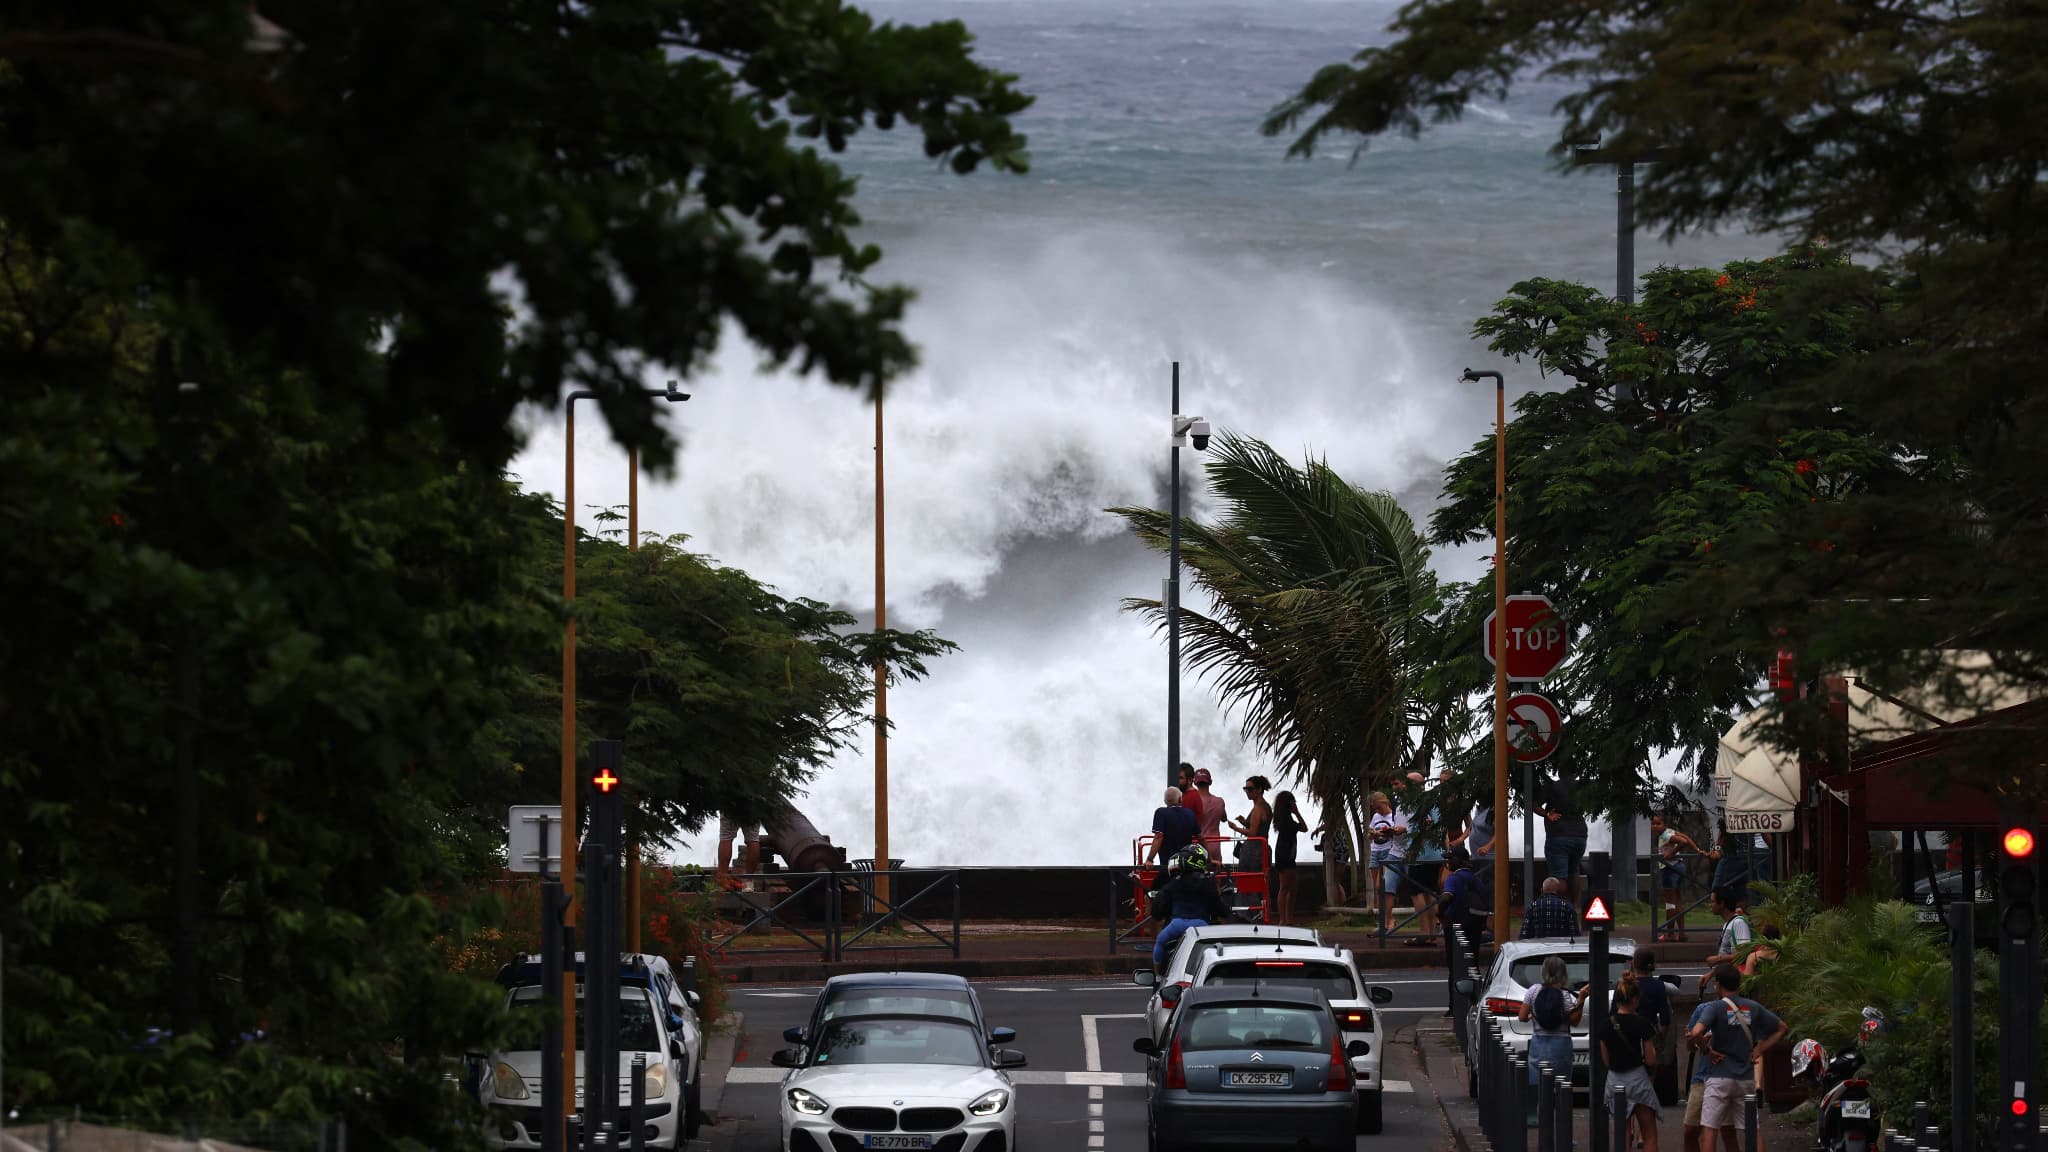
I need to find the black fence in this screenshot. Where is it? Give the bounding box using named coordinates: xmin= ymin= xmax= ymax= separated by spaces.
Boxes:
xmin=709 ymin=868 xmax=961 ymax=962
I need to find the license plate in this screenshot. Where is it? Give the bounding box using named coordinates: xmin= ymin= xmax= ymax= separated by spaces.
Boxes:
xmin=1225 ymin=1070 xmax=1293 ymax=1087
xmin=1842 ymin=1101 xmax=1873 ymax=1119
xmin=862 ymin=1137 xmax=934 ymax=1150
xmin=1573 ymin=1053 xmax=1589 ymax=1067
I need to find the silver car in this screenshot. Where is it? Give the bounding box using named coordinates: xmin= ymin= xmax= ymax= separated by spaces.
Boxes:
xmin=1133 ymin=923 xmax=1323 ymax=1043
xmin=1134 ymin=984 xmax=1362 ymax=1152
xmin=1459 ymin=937 xmax=1639 ymax=1094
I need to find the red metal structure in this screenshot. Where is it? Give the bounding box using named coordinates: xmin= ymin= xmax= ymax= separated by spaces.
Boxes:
xmin=1128 ymin=833 xmax=1270 ymax=931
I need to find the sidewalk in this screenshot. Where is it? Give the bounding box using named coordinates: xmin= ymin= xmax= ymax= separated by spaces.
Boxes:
xmin=716 ymin=920 xmax=1721 ymax=983
xmin=1410 ymin=1020 xmax=1811 ymax=1152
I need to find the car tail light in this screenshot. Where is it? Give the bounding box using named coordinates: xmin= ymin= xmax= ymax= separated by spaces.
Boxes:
xmin=1486 ymin=997 xmax=1522 ymax=1017
xmin=1163 ymin=1035 xmax=1187 ymax=1090
xmin=1339 ymin=1009 xmax=1372 ymax=1029
xmin=1254 ymin=961 xmax=1305 ymax=967
xmin=1326 ymin=1030 xmax=1352 ymax=1092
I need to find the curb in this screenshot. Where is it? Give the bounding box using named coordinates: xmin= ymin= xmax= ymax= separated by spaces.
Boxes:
xmin=698 ymin=1011 xmax=743 ymax=1142
xmin=1413 ymin=1025 xmax=1491 ymax=1152
xmin=722 ymin=943 xmax=1517 ymax=983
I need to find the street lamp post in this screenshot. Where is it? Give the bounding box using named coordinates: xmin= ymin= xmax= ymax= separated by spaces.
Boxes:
xmin=1462 ymin=368 xmax=1510 ymax=940
xmin=624 ymin=382 xmax=688 ymax=953
xmin=1166 ymin=362 xmax=1211 ymax=786
xmin=874 ymin=384 xmax=890 ymax=908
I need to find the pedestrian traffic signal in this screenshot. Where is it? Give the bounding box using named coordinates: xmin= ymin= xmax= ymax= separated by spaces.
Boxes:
xmin=2002 ymin=823 xmax=2038 ymax=944
xmin=2005 ymin=826 xmax=2036 ymax=860
xmin=1583 ymin=894 xmax=1613 ymax=927
xmin=593 ymin=767 xmax=620 ymax=793
xmin=1997 ymin=819 xmax=2040 ymax=1152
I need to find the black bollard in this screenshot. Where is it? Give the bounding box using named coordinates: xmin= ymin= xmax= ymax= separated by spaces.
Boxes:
xmin=1744 ymin=1090 xmax=1760 ymax=1152
xmin=1612 ymin=1083 xmax=1630 ymax=1152
xmin=628 ymin=1053 xmax=646 ymax=1152
xmin=1537 ymin=1061 xmax=1555 ymax=1152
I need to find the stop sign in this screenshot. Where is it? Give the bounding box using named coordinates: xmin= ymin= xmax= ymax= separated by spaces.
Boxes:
xmin=1484 ymin=593 xmax=1569 ymax=682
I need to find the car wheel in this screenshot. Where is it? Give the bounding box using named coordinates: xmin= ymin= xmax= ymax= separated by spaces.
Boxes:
xmin=1356 ymin=1090 xmax=1384 ymax=1134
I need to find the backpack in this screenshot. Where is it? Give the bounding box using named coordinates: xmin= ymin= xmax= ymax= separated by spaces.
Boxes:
xmin=1533 ymin=984 xmax=1569 ymax=1031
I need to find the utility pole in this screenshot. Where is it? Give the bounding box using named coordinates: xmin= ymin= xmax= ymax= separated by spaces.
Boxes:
xmin=1168 ymin=362 xmax=1181 ymax=788
xmin=1464 ymin=369 xmax=1510 ymax=938
xmin=874 ymin=385 xmax=890 ymax=908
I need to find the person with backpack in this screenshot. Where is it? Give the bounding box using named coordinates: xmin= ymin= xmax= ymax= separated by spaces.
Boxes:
xmin=1518 ymin=954 xmax=1587 ymax=1118
xmin=1603 ymin=970 xmax=1665 ymax=1152
xmin=1686 ymin=963 xmax=1789 ymax=1152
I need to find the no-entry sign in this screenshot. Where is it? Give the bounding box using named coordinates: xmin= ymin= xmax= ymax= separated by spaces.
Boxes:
xmin=1484 ymin=593 xmax=1570 ymax=682
xmin=1505 ymin=692 xmax=1564 ymax=763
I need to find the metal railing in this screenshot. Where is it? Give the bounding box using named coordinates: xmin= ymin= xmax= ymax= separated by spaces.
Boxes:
xmin=707 ymin=868 xmax=961 ymax=961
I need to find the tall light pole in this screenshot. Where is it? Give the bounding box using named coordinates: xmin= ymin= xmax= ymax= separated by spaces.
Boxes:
xmin=874 ymin=385 xmax=890 ymax=907
xmin=1166 ymin=363 xmax=1211 ymax=786
xmin=624 ymin=381 xmax=688 ymax=953
xmin=1463 ymin=368 xmax=1510 ymax=939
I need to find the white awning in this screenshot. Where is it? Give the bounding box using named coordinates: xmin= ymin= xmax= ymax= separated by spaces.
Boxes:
xmin=1715 ymin=712 xmax=1797 ymax=835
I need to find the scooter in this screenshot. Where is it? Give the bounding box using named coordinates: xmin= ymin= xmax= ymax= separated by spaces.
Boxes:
xmin=1790 ymin=1008 xmax=1886 ymax=1152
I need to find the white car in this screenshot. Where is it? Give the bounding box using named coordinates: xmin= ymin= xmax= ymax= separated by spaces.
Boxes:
xmin=773 ymin=973 xmax=1026 ymax=1152
xmin=1185 ymin=942 xmax=1396 ymax=1134
xmin=1458 ymin=937 xmax=1640 ymax=1096
xmin=1132 ymin=923 xmax=1324 ymax=1043
xmin=482 ymin=953 xmax=705 ymax=1149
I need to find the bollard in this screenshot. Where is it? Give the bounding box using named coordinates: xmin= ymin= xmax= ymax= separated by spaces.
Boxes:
xmin=681 ymin=955 xmax=697 ymax=1000
xmin=1537 ymin=1062 xmax=1555 ymax=1152
xmin=1915 ymin=1101 xmax=1931 ymax=1145
xmin=629 ymin=1053 xmax=647 ymax=1152
xmin=566 ymin=1115 xmax=584 ymax=1152
xmin=1553 ymin=1073 xmax=1571 ymax=1152
xmin=1744 ymin=1091 xmax=1760 ymax=1152
xmin=1511 ymin=1053 xmax=1530 ymax=1149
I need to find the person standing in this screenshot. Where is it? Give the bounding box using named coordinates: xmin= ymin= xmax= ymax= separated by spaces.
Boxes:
xmin=1191 ymin=768 xmax=1228 ymax=860
xmin=1366 ymin=791 xmax=1407 ymax=926
xmin=1687 ymin=963 xmax=1788 ymax=1152
xmin=1535 ymin=773 xmax=1589 ymax=900
xmin=1404 ymin=776 xmax=1449 ymax=947
xmin=1632 ymin=947 xmax=1677 ymax=1103
xmin=1603 ymin=971 xmax=1665 ymax=1152
xmin=1230 ymin=775 xmax=1273 ymax=874
xmin=1702 ymin=886 xmax=1755 ymax=975
xmin=1269 ymin=790 xmax=1308 ymax=925
xmin=1150 ymin=786 xmax=1200 ymax=865
xmin=1461 ymin=801 xmax=1496 ymax=918
xmin=1652 ymin=811 xmax=1713 ymax=941
xmin=1521 ymin=876 xmax=1581 ymax=939
xmin=1518 ymin=954 xmax=1585 ymax=1123
xmin=1179 ymin=763 xmax=1205 ymax=821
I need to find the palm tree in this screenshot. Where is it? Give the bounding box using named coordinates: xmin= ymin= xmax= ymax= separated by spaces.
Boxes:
xmin=1110 ymin=433 xmax=1452 ymax=906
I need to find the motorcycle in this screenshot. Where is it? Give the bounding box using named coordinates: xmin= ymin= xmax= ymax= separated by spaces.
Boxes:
xmin=1790 ymin=1008 xmax=1887 ymax=1152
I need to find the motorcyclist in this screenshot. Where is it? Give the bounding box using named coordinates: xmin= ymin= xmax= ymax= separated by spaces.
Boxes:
xmin=1149 ymin=844 xmax=1230 ymax=966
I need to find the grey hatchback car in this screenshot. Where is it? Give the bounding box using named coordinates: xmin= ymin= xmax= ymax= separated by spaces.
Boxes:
xmin=1133 ymin=984 xmax=1364 ymax=1152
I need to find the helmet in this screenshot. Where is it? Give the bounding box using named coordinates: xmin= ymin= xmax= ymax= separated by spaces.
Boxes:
xmin=1177 ymin=843 xmax=1211 ymax=874
xmin=1790 ymin=1038 xmax=1825 ymax=1080
xmin=1860 ymin=1017 xmax=1883 ymax=1042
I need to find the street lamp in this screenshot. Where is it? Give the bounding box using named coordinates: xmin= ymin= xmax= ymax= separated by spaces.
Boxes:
xmin=624 ymin=380 xmax=689 ymax=952
xmin=1460 ymin=367 xmax=1510 ymax=942
xmin=559 ymin=380 xmax=686 ymax=1144
xmin=1167 ymin=361 xmax=1212 ymax=785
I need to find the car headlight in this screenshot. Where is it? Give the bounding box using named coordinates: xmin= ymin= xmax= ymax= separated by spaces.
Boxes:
xmin=493 ymin=1062 xmax=530 ymax=1101
xmin=644 ymin=1062 xmax=669 ymax=1100
xmin=788 ymin=1087 xmax=830 ymax=1116
xmin=967 ymin=1089 xmax=1010 ymax=1116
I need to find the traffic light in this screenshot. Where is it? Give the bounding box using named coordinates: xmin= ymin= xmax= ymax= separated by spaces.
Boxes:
xmin=1998 ymin=819 xmax=2039 ymax=1151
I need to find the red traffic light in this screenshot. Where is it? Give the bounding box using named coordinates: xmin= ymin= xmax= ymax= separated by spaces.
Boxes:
xmin=593 ymin=768 xmax=620 ymax=794
xmin=2004 ymin=827 xmax=2036 ymax=859
xmin=2012 ymin=1099 xmax=2028 ymax=1117
xmin=1583 ymin=895 xmax=1614 ymax=926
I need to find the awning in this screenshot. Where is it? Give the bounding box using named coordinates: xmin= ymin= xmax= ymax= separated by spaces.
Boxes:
xmin=1715 ymin=713 xmax=1798 ymax=835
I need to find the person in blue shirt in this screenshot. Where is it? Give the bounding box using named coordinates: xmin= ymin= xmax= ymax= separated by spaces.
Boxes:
xmin=1149 ymin=844 xmax=1229 ymax=966
xmin=1687 ymin=963 xmax=1789 ymax=1152
xmin=1149 ymin=786 xmax=1200 ymax=865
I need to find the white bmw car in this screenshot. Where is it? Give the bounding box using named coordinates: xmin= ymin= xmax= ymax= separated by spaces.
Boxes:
xmin=773 ymin=991 xmax=1025 ymax=1152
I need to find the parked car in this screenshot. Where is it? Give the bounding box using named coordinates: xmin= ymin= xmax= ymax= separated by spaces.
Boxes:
xmin=1458 ymin=937 xmax=1639 ymax=1095
xmin=1132 ymin=923 xmax=1324 ymax=1043
xmin=1180 ymin=942 xmax=1395 ymax=1133
xmin=481 ymin=967 xmax=695 ymax=1149
xmin=1133 ymin=984 xmax=1363 ymax=1151
xmin=771 ymin=972 xmax=1025 ymax=1152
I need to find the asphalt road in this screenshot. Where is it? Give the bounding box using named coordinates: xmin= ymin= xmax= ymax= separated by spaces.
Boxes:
xmin=705 ymin=970 xmax=1470 ymax=1152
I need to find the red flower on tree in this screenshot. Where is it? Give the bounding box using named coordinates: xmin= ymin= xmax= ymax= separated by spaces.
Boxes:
xmin=1795 ymin=459 xmax=1816 ymax=475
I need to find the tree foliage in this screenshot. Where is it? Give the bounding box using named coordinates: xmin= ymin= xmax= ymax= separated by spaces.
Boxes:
xmin=2 ymin=0 xmax=1023 ymax=1136
xmin=1109 ymin=433 xmax=1457 ymax=817
xmin=1271 ymin=1 xmax=2048 ymax=796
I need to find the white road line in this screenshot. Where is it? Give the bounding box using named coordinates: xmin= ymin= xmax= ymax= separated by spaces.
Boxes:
xmin=1381 ymin=1080 xmax=1415 ymax=1093
xmin=1089 ymin=1120 xmax=1104 ymax=1133
xmin=1088 ymin=1137 xmax=1104 ymax=1149
xmin=727 ymin=1068 xmax=787 ymax=1083
xmin=1087 ymin=1102 xmax=1102 ymax=1117
xmin=734 ymin=991 xmax=816 ymax=998
xmin=730 ymin=1067 xmax=1151 ymax=1088
xmin=1080 ymin=1013 xmax=1143 ymax=1073
xmin=1088 ymin=1085 xmax=1103 ymax=1100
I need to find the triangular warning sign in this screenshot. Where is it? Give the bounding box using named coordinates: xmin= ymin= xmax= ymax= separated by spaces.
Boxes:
xmin=1583 ymin=895 xmax=1613 ymax=925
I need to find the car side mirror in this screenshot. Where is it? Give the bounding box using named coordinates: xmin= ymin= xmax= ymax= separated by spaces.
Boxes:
xmin=783 ymin=1027 xmax=807 ymax=1045
xmin=669 ymin=1038 xmax=685 ymax=1060
xmin=1159 ymin=985 xmax=1183 ymax=1006
xmin=770 ymin=1048 xmax=802 ymax=1068
xmin=1368 ymin=986 xmax=1395 ymax=1006
xmin=989 ymin=1027 xmax=1018 ymax=1045
xmin=1131 ymin=1037 xmax=1157 ymax=1056
xmin=685 ymin=991 xmax=702 ymax=1010
xmin=993 ymin=1049 xmax=1027 ymax=1069
xmin=1133 ymin=969 xmax=1158 ymax=987
xmin=1346 ymin=1040 xmax=1371 ymax=1058
xmin=1453 ymin=978 xmax=1476 ymax=996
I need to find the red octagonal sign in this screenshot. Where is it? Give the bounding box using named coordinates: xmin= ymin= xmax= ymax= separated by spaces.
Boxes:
xmin=1484 ymin=593 xmax=1570 ymax=682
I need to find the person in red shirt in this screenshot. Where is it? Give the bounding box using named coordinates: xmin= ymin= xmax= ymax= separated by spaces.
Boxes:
xmin=1191 ymin=767 xmax=1228 ymax=861
xmin=1179 ymin=763 xmax=1204 ymax=821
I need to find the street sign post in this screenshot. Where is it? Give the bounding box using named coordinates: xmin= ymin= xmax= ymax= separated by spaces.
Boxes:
xmin=1506 ymin=692 xmax=1565 ymax=763
xmin=585 ymin=740 xmax=627 ymax=1145
xmin=1584 ymin=891 xmax=1615 ymax=1152
xmin=509 ymin=805 xmax=565 ymax=875
xmin=1484 ymin=594 xmax=1570 ymax=682
xmin=1998 ymin=821 xmax=2038 ymax=1152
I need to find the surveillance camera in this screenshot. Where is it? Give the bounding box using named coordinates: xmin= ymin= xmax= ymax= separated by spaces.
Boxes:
xmin=1190 ymin=419 xmax=1212 ymax=451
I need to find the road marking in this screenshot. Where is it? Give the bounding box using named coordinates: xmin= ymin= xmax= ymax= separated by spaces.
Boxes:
xmin=735 ymin=991 xmax=815 ymax=998
xmin=726 ymin=1068 xmax=786 ymax=1083
xmin=1382 ymin=1080 xmax=1414 ymax=1093
xmin=1088 ymin=1102 xmax=1102 ymax=1117
xmin=1089 ymin=1120 xmax=1104 ymax=1132
xmin=1009 ymin=1071 xmax=1147 ymax=1087
xmin=1088 ymin=1085 xmax=1103 ymax=1100
xmin=1080 ymin=1013 xmax=1143 ymax=1073
xmin=1088 ymin=1137 xmax=1104 ymax=1149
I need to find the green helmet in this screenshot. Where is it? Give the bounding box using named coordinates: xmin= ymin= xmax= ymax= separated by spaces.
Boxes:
xmin=1176 ymin=843 xmax=1211 ymax=874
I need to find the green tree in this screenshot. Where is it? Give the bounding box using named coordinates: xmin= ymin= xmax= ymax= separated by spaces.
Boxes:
xmin=1109 ymin=433 xmax=1457 ymax=893
xmin=1265 ymin=0 xmax=2048 ymax=798
xmin=2 ymin=0 xmax=1028 ymax=1136
xmin=1422 ymin=250 xmax=1903 ymax=808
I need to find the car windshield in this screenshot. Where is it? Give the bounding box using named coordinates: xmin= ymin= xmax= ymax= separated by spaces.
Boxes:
xmin=812 ymin=1016 xmax=986 ymax=1067
xmin=508 ymin=986 xmax=662 ymax=1053
xmin=1203 ymin=959 xmax=1357 ymax=1002
xmin=820 ymin=988 xmax=977 ymax=1027
xmin=1506 ymin=956 xmax=1623 ymax=990
xmin=1177 ymin=1004 xmax=1330 ymax=1051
